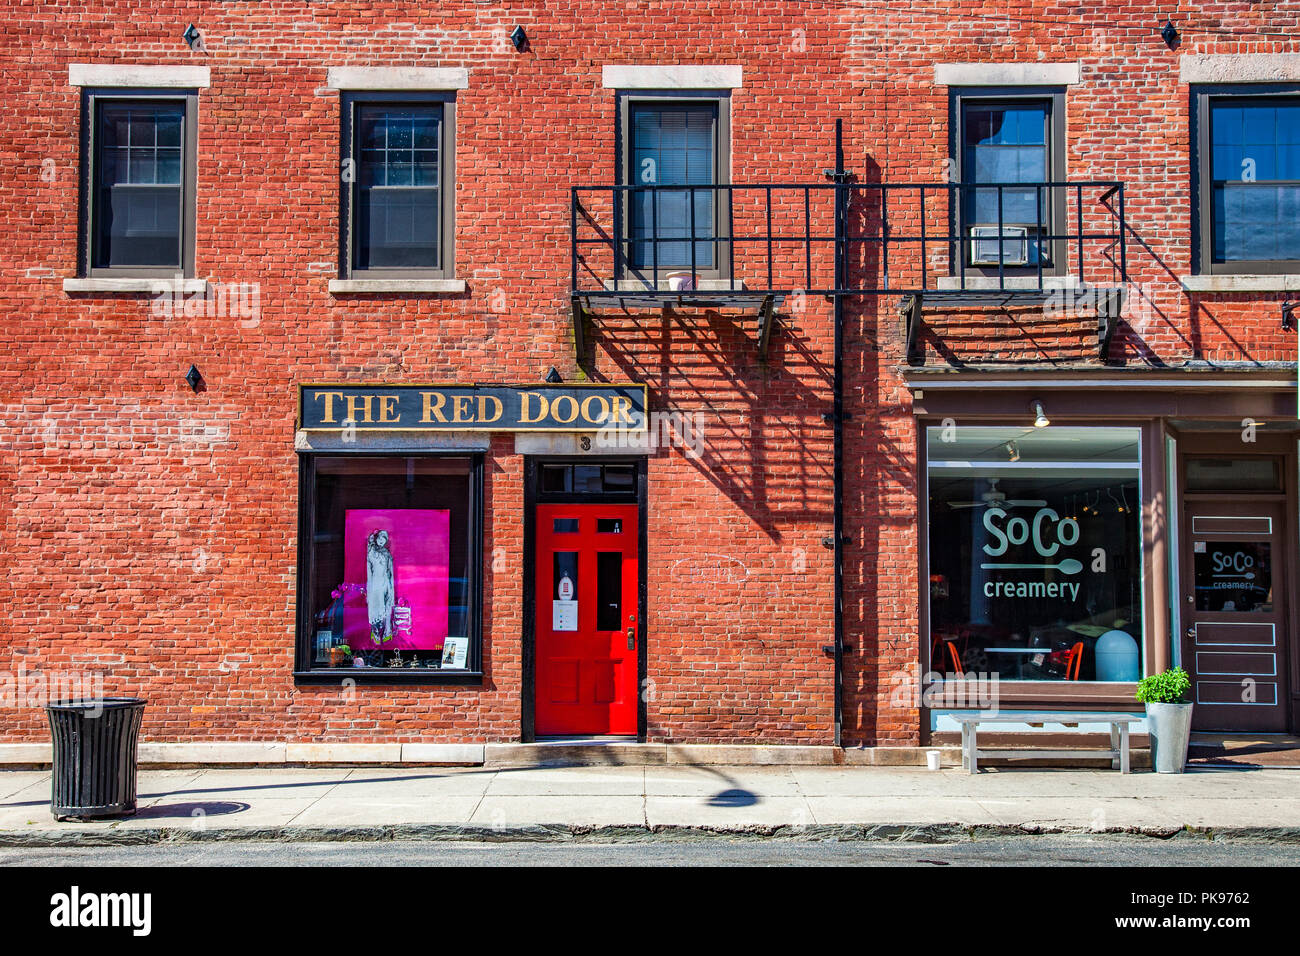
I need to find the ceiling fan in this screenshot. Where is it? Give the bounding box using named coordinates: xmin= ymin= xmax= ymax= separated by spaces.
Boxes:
xmin=948 ymin=478 xmax=1047 ymax=510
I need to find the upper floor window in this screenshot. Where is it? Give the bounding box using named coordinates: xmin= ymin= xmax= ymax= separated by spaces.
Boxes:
xmin=341 ymin=93 xmax=455 ymax=278
xmin=619 ymin=95 xmax=730 ymax=278
xmin=955 ymin=92 xmax=1065 ymax=274
xmin=1197 ymin=90 xmax=1300 ymax=273
xmin=84 ymin=93 xmax=197 ymax=277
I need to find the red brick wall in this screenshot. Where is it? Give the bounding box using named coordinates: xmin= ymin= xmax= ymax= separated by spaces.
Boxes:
xmin=0 ymin=2 xmax=1295 ymax=747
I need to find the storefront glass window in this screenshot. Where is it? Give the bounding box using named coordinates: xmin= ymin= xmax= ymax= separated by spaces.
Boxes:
xmin=926 ymin=426 xmax=1143 ymax=682
xmin=300 ymin=455 xmax=479 ymax=673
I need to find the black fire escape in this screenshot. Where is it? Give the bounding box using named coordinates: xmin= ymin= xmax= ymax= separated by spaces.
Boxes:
xmin=569 ymin=164 xmax=1126 ymax=364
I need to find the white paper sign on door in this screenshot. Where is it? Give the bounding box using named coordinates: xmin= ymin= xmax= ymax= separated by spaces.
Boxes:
xmin=553 ymin=600 xmax=578 ymax=631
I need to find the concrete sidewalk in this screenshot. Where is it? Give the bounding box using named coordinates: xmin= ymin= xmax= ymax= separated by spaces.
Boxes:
xmin=1 ymin=764 xmax=1296 ymax=846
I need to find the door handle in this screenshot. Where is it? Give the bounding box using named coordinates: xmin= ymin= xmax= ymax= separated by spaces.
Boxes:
xmin=1186 ymin=626 xmax=1196 ymax=637
xmin=627 ymin=627 xmax=635 ymax=650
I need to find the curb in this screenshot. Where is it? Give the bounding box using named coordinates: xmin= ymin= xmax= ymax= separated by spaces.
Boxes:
xmin=2 ymin=822 xmax=1298 ymax=848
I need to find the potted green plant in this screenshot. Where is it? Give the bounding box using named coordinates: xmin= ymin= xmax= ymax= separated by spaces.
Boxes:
xmin=1135 ymin=667 xmax=1193 ymax=773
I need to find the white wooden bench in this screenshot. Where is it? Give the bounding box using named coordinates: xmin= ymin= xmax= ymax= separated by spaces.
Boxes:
xmin=952 ymin=712 xmax=1141 ymax=774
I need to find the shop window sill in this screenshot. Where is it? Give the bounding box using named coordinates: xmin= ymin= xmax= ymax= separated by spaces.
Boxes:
xmin=1180 ymin=274 xmax=1300 ymax=293
xmin=328 ymin=278 xmax=466 ymax=295
xmin=293 ymin=669 xmax=483 ymax=686
xmin=64 ymin=277 xmax=208 ymax=295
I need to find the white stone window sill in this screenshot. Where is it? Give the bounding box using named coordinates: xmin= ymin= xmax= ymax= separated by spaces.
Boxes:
xmin=934 ymin=275 xmax=1082 ymax=291
xmin=602 ymin=278 xmax=747 ymax=292
xmin=64 ymin=277 xmax=208 ymax=294
xmin=328 ymin=278 xmax=466 ymax=294
xmin=1180 ymin=274 xmax=1300 ymax=293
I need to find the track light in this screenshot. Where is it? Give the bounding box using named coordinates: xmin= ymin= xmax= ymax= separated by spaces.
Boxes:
xmin=1006 ymin=440 xmax=1021 ymax=462
xmin=1031 ymin=400 xmax=1050 ymax=428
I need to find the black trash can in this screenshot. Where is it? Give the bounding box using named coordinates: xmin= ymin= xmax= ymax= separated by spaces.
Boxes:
xmin=45 ymin=698 xmax=146 ymax=820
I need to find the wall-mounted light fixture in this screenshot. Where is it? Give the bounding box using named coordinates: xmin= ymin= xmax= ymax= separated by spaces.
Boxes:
xmin=182 ymin=23 xmax=206 ymax=52
xmin=545 ymin=366 xmax=563 ymax=383
xmin=1283 ymin=301 xmax=1295 ymax=332
xmin=510 ymin=25 xmax=527 ymax=51
xmin=1031 ymin=400 xmax=1050 ymax=428
xmin=185 ymin=364 xmax=203 ymax=392
xmin=1160 ymin=19 xmax=1179 ymax=48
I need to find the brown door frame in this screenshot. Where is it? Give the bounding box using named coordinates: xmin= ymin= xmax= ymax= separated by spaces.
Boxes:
xmin=1171 ymin=430 xmax=1300 ymax=733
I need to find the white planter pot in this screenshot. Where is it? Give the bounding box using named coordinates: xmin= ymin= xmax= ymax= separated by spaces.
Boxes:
xmin=1146 ymin=702 xmax=1194 ymax=773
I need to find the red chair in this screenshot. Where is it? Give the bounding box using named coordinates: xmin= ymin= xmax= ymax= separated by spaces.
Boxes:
xmin=1062 ymin=641 xmax=1084 ymax=681
xmin=943 ymin=640 xmax=964 ymax=677
xmin=929 ymin=636 xmax=964 ymax=676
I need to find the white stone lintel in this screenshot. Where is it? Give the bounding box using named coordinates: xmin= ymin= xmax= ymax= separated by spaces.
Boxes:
xmin=602 ymin=65 xmax=742 ymax=90
xmin=69 ymin=63 xmax=211 ymax=88
xmin=325 ymin=67 xmax=469 ymax=91
xmin=933 ymin=62 xmax=1080 ymax=87
xmin=1180 ymin=54 xmax=1300 ymax=84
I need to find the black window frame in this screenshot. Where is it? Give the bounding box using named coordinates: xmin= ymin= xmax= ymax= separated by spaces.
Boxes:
xmin=1192 ymin=84 xmax=1300 ymax=276
xmin=339 ymin=91 xmax=457 ymax=281
xmin=616 ymin=91 xmax=731 ymax=282
xmin=293 ymin=451 xmax=484 ymax=685
xmin=950 ymin=88 xmax=1068 ymax=279
xmin=80 ymin=89 xmax=198 ymax=279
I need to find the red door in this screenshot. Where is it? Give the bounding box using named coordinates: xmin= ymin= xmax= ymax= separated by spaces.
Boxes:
xmin=535 ymin=504 xmax=639 ymax=736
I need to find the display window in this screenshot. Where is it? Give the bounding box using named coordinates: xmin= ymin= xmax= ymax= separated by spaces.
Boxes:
xmin=296 ymin=454 xmax=482 ymax=681
xmin=926 ymin=426 xmax=1143 ymax=683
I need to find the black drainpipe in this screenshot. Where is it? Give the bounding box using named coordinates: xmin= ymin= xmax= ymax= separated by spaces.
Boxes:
xmin=827 ymin=119 xmax=850 ymax=749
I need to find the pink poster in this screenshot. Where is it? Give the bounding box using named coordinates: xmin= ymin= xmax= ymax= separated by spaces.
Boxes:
xmin=341 ymin=509 xmax=450 ymax=651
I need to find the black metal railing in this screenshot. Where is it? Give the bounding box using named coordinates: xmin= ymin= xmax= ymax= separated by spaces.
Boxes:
xmin=570 ymin=181 xmax=1126 ymax=300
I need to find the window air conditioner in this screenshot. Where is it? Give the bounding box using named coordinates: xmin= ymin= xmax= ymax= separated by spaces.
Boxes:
xmin=969 ymin=225 xmax=1029 ymax=266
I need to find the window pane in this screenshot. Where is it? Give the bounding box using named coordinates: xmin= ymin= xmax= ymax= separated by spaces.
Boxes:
xmin=963 ymin=102 xmax=1051 ymax=266
xmin=1185 ymin=458 xmax=1280 ymax=492
xmin=94 ymin=102 xmax=185 ymax=268
xmin=1194 ymin=543 xmax=1273 ymax=613
xmin=1210 ymin=98 xmax=1300 ymax=262
xmin=573 ymin=464 xmax=603 ymax=493
xmin=541 ymin=465 xmax=572 ymax=493
xmin=1215 ymin=183 xmax=1300 ymax=261
xmin=927 ymin=426 xmax=1143 ymax=683
xmin=629 ymin=104 xmax=717 ymax=269
xmin=354 ymin=104 xmax=443 ymax=271
xmin=308 ymin=457 xmax=473 ymax=669
xmin=596 ymin=552 xmax=623 ymax=630
xmin=603 ymin=465 xmax=635 ymax=491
